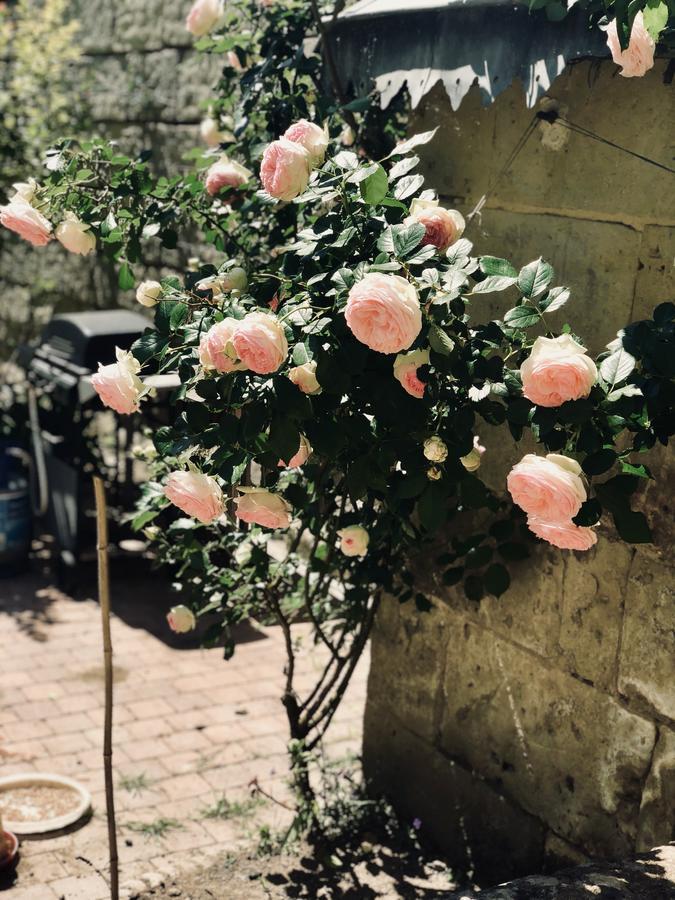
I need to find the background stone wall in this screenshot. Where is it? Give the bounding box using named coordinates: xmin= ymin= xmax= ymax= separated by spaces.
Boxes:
xmin=363 ymin=59 xmax=675 ymax=883
xmin=1 ymin=0 xmax=219 ymax=355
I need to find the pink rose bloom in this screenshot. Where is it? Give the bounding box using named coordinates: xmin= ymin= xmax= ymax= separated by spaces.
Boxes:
xmin=507 ymin=453 xmax=586 ymax=522
xmin=278 ymin=434 xmax=312 ymax=468
xmin=393 ymin=348 xmax=429 ymax=398
xmin=260 ymin=138 xmax=311 ymax=201
xmin=164 ymin=470 xmax=224 ymax=524
xmin=606 ymin=13 xmax=655 ymax=78
xmin=0 ymin=181 xmax=52 ymax=246
xmin=527 ymin=516 xmax=598 ymax=551
xmin=521 ymin=335 xmax=598 ymax=408
xmin=235 ymin=487 xmax=292 ymax=529
xmin=204 ymin=157 xmax=252 ymax=196
xmin=231 ymin=311 xmax=288 ymax=374
xmin=404 ymin=199 xmax=465 ymax=252
xmin=92 ymin=347 xmax=143 ymax=415
xmin=167 ymin=605 xmax=197 ymax=633
xmin=346 ymin=273 xmax=422 ymax=355
xmin=338 ymin=525 xmax=369 ymax=558
xmin=186 ymin=0 xmax=222 ymax=36
xmin=199 ymin=317 xmax=246 ymax=373
xmin=283 ymin=119 xmax=328 ymax=167
xmin=288 ymin=360 xmax=321 ymax=395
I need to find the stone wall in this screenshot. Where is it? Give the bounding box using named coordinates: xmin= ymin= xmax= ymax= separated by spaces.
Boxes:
xmin=1 ymin=0 xmax=219 ymax=354
xmin=363 ymin=59 xmax=675 ymax=884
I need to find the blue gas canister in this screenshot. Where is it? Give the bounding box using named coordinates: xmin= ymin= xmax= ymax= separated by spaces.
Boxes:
xmin=0 ymin=442 xmax=31 ymax=572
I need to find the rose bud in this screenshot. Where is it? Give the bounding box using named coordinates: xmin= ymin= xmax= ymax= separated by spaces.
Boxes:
xmin=136 ymin=280 xmax=162 ymax=308
xmin=423 ymin=436 xmax=448 ymax=463
xmin=186 ymin=0 xmax=222 ymax=37
xmin=167 ymin=605 xmax=197 ymax=633
xmin=337 ymin=525 xmax=369 ymax=557
xmin=288 ymin=360 xmax=321 ymax=395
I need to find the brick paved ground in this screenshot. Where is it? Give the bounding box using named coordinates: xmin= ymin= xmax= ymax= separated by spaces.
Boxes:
xmin=0 ymin=566 xmax=368 ymax=899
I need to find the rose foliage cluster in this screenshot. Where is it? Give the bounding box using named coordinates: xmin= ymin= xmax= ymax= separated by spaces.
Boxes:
xmin=3 ymin=0 xmax=673 ymax=803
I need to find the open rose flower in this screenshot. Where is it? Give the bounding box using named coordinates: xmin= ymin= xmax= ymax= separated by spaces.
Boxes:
xmin=0 ymin=182 xmax=52 ymax=246
xmin=606 ymin=12 xmax=655 ymax=78
xmin=283 ymin=120 xmax=328 ymax=167
xmin=405 ymin=199 xmax=465 ymax=252
xmin=507 ymin=453 xmax=586 ymax=522
xmin=393 ymin=348 xmax=429 ymax=399
xmin=461 ymin=436 xmax=486 ymax=473
xmin=186 ymin=0 xmax=222 ymax=36
xmin=136 ymin=280 xmax=162 ymax=308
xmin=198 ymin=318 xmax=245 ymax=373
xmin=167 ymin=605 xmax=197 ymax=633
xmin=92 ymin=347 xmax=143 ymax=415
xmin=235 ymin=487 xmax=292 ymax=529
xmin=164 ymin=471 xmax=224 ymax=524
xmin=345 ymin=273 xmax=421 ymax=355
xmin=204 ymin=156 xmax=252 ymax=196
xmin=423 ymin=436 xmax=447 ymax=463
xmin=338 ymin=525 xmax=369 ymax=557
xmin=527 ymin=516 xmax=598 ymax=551
xmin=288 ymin=360 xmax=321 ymax=395
xmin=231 ymin=311 xmax=288 ymax=374
xmin=260 ymin=138 xmax=311 ymax=202
xmin=279 ymin=434 xmax=312 ymax=468
xmin=521 ymin=335 xmax=597 ymax=408
xmin=55 ymin=212 xmax=96 ymax=255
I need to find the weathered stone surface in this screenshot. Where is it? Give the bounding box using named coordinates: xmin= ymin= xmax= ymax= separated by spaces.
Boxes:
xmin=70 ymin=0 xmax=193 ymax=54
xmin=438 ymin=607 xmax=656 ymax=856
xmin=619 ymin=554 xmax=675 ymax=722
xmin=543 ymin=832 xmax=590 ymax=870
xmin=363 ymin=702 xmax=545 ymax=882
xmin=447 ymin=843 xmax=675 ymax=898
xmin=557 ymin=539 xmax=634 ymax=690
xmin=637 ymin=728 xmax=675 ymax=850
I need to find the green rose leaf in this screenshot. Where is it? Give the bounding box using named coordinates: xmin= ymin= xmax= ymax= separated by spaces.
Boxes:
xmin=360 ymin=164 xmax=389 ymax=205
xmin=517 ymin=258 xmax=554 ymax=298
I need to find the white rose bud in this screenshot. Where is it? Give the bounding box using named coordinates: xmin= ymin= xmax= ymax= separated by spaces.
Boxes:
xmin=55 ymin=212 xmax=96 ymax=256
xmin=337 ymin=525 xmax=369 ymax=558
xmin=288 ymin=360 xmax=321 ymax=395
xmin=167 ymin=605 xmax=197 ymax=633
xmin=423 ymin=436 xmax=448 ymax=463
xmin=136 ymin=280 xmax=162 ymax=308
xmin=426 ymin=466 xmax=442 ymax=481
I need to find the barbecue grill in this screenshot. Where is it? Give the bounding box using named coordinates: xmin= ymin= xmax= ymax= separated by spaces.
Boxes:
xmin=19 ymin=310 xmax=177 ymax=582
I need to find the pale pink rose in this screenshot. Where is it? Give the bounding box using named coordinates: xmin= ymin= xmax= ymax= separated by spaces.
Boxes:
xmin=606 ymin=13 xmax=655 ymax=78
xmin=92 ymin=347 xmax=143 ymax=415
xmin=278 ymin=434 xmax=312 ymax=468
xmin=338 ymin=525 xmax=369 ymax=557
xmin=345 ymin=273 xmax=422 ymax=354
xmin=393 ymin=348 xmax=429 ymax=398
xmin=288 ymin=360 xmax=321 ymax=395
xmin=227 ymin=50 xmax=245 ymax=72
xmin=185 ymin=0 xmax=222 ymax=36
xmin=198 ymin=317 xmax=245 ymax=373
xmin=231 ymin=311 xmax=288 ymax=374
xmin=204 ymin=157 xmax=252 ymax=196
xmin=527 ymin=516 xmax=598 ymax=551
xmin=260 ymin=138 xmax=311 ymax=201
xmin=461 ymin=436 xmax=486 ymax=473
xmin=167 ymin=605 xmax=197 ymax=633
xmin=404 ymin=199 xmax=465 ymax=252
xmin=235 ymin=487 xmax=291 ymax=529
xmin=283 ymin=120 xmax=328 ymax=167
xmin=136 ymin=280 xmax=162 ymax=308
xmin=507 ymin=453 xmax=586 ymax=522
xmin=55 ymin=212 xmax=95 ymax=255
xmin=200 ymin=117 xmax=225 ymax=147
xmin=164 ymin=470 xmax=224 ymax=524
xmin=0 ymin=182 xmax=52 ymax=246
xmin=521 ymin=335 xmax=598 ymax=408
xmin=196 ymin=267 xmax=247 ymax=296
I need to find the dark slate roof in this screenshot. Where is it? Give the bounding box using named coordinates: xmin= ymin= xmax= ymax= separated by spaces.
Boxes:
xmin=331 ymin=0 xmax=609 ymax=109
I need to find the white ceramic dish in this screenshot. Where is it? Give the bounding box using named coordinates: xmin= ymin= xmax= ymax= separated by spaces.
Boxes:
xmin=0 ymin=773 xmax=91 ymax=835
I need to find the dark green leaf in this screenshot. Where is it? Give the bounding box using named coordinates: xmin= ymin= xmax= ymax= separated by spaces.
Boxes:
xmin=484 ymin=563 xmax=510 ymax=597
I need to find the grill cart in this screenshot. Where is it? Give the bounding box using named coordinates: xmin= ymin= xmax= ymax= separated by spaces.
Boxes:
xmin=19 ymin=310 xmax=177 ymax=583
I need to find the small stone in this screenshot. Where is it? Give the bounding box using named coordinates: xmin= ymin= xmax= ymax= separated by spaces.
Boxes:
xmin=120 ymin=879 xmax=147 ymax=900
xmin=141 ymin=872 xmax=164 ymax=890
xmin=168 ymin=889 xmax=182 ymax=897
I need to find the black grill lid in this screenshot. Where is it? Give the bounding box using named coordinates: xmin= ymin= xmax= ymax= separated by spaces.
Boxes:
xmin=38 ymin=310 xmax=151 ymax=372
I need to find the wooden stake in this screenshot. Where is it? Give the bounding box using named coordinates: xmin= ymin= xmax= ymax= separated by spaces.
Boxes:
xmin=93 ymin=476 xmax=119 ymax=900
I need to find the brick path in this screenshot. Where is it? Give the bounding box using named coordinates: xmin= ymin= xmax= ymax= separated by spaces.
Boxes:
xmin=0 ymin=568 xmax=368 ymax=899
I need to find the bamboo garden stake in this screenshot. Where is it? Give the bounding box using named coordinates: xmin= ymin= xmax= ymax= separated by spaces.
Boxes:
xmin=93 ymin=476 xmax=119 ymax=900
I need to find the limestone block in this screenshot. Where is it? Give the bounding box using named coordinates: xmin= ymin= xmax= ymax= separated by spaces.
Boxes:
xmin=637 ymin=727 xmax=675 ymax=850
xmin=365 ymin=595 xmax=448 ymax=743
xmin=412 ymin=60 xmax=675 ymax=226
xmin=70 ymin=0 xmax=193 ymax=54
xmin=557 ymin=538 xmax=634 ymax=689
xmin=618 ymin=553 xmax=675 ymax=722
xmin=363 ymin=701 xmax=545 ymax=882
xmin=631 ymin=225 xmax=675 ymax=324
xmin=438 ymin=608 xmax=656 ymax=855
